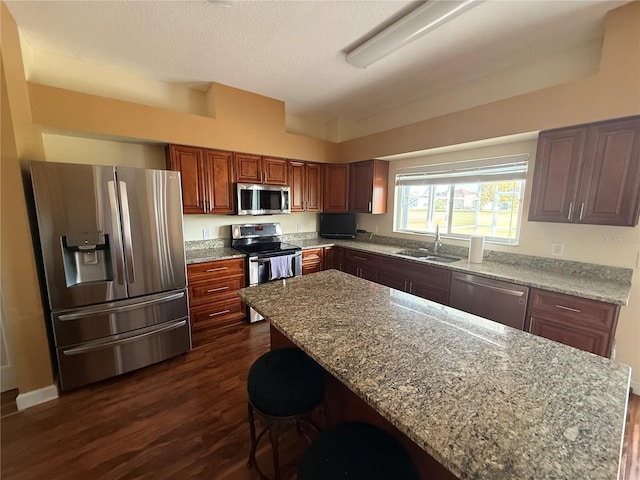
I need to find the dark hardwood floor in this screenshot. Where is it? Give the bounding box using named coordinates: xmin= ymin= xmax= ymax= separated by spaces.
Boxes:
xmin=1 ymin=321 xmax=639 ymax=480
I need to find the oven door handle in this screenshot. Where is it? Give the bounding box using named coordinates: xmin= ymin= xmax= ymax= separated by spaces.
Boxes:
xmin=250 ymin=252 xmax=302 ymax=263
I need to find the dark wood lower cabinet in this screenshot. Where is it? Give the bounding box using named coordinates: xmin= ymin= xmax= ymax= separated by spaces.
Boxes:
xmin=323 ymin=246 xmax=344 ymax=271
xmin=187 ymin=258 xmax=247 ymax=331
xmin=302 ymin=248 xmax=323 ymax=275
xmin=378 ymin=257 xmax=451 ymax=305
xmin=343 ymin=249 xmax=379 ymax=282
xmin=527 ymin=288 xmax=619 ymax=357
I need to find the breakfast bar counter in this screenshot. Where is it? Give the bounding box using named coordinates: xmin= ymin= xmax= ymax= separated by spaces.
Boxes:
xmin=238 ymin=270 xmax=631 ymax=480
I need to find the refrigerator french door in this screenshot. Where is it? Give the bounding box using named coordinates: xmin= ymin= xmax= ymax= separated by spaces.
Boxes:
xmin=30 ymin=161 xmax=191 ymax=391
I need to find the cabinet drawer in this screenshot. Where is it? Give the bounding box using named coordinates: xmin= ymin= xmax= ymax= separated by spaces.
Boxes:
xmin=528 ymin=289 xmax=618 ymax=331
xmin=302 ymin=248 xmax=323 ymax=265
xmin=187 ymin=258 xmax=245 ymax=282
xmin=188 ymin=277 xmax=245 ymax=306
xmin=344 ymin=249 xmax=380 ymax=267
xmin=190 ymin=298 xmax=246 ymax=331
xmin=379 ymin=257 xmax=451 ymax=289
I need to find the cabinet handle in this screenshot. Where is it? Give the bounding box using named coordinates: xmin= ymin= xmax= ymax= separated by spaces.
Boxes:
xmin=206 ymin=267 xmax=228 ymax=272
xmin=555 ymin=304 xmax=581 ymax=313
xmin=579 ymin=203 xmax=585 ymax=221
xmin=568 ymin=202 xmax=573 ymax=221
xmin=207 ymin=286 xmax=229 ymax=293
xmin=209 ymin=309 xmax=231 ymax=317
xmin=368 ymin=201 xmax=372 ymax=212
xmin=352 ymin=256 xmax=368 ymax=261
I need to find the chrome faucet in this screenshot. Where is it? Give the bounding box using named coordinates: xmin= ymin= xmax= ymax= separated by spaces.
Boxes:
xmin=433 ymin=224 xmax=443 ymax=255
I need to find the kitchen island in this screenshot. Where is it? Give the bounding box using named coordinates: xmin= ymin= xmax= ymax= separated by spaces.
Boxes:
xmin=238 ymin=270 xmax=631 ymax=480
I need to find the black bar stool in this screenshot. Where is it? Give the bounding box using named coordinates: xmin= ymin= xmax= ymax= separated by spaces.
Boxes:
xmin=298 ymin=421 xmax=420 ymax=480
xmin=247 ymin=347 xmax=326 ymax=480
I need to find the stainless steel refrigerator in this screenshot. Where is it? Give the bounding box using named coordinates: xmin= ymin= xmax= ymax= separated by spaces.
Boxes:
xmin=30 ymin=161 xmax=191 ymax=391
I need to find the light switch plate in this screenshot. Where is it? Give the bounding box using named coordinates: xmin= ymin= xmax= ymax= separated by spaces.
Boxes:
xmin=202 ymin=228 xmax=211 ymax=239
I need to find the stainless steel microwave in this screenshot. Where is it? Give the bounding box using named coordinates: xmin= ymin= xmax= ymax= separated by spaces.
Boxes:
xmin=236 ymin=183 xmax=291 ymax=215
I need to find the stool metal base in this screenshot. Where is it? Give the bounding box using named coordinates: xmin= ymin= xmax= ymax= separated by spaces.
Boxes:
xmin=247 ymin=400 xmax=324 ymax=480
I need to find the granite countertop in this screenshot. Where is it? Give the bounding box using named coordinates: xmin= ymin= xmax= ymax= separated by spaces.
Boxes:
xmin=238 ymin=270 xmax=631 ymax=480
xmin=185 ymin=246 xmax=244 ymax=264
xmin=183 ymin=237 xmax=632 ymax=305
xmin=289 ymin=238 xmax=633 ymax=305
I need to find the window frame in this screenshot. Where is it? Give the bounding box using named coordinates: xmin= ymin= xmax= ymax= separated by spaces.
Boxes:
xmin=393 ymin=155 xmax=528 ymax=245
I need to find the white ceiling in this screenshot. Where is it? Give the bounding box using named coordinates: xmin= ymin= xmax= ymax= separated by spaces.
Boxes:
xmin=5 ymin=0 xmax=631 ymax=124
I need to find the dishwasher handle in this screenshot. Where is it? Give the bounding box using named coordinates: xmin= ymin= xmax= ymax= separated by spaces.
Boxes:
xmin=452 ymin=273 xmax=526 ymax=297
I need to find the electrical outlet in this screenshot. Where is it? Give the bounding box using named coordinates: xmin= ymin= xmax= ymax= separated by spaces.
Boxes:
xmin=551 ymin=243 xmax=564 ymax=257
xmin=375 ymin=225 xmax=379 ymax=234
xmin=297 ymin=224 xmax=303 ymax=232
xmin=202 ymin=228 xmax=211 ymax=239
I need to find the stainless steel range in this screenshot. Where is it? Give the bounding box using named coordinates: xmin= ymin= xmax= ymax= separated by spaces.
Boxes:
xmin=231 ymin=223 xmax=302 ymax=323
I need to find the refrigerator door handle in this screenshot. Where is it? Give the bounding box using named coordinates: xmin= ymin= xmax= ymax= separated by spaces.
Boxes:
xmin=57 ymin=291 xmax=186 ymax=321
xmin=61 ymin=319 xmax=188 ymax=356
xmin=118 ymin=180 xmax=136 ymax=284
xmin=107 ymin=180 xmax=125 ymax=286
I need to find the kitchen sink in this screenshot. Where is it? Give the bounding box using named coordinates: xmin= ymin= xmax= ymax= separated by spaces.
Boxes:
xmin=396 ymin=250 xmax=460 ymax=263
xmin=423 ymin=255 xmax=461 ymax=263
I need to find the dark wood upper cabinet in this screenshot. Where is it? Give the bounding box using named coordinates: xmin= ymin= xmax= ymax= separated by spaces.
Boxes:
xmin=349 ymin=159 xmax=389 ymax=214
xmin=235 ymin=153 xmax=287 ymax=185
xmin=167 ymin=145 xmax=207 ymax=214
xmin=289 ymin=161 xmax=323 ymax=213
xmin=323 ymin=164 xmax=350 ymax=212
xmin=578 ymin=117 xmax=640 ymax=225
xmin=205 ymin=150 xmax=235 ymax=214
xmin=529 ymin=115 xmax=640 ymax=226
xmin=167 ymin=145 xmax=235 ymax=214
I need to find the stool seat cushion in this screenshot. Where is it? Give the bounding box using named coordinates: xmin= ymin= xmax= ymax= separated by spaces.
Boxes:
xmin=298 ymin=422 xmax=420 ymax=480
xmin=248 ymin=348 xmax=325 ymax=417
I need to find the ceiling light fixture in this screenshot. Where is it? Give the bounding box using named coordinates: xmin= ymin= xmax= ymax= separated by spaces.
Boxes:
xmin=345 ymin=0 xmax=483 ymax=69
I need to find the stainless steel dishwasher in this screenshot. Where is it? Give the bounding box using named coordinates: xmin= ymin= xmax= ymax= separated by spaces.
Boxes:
xmin=449 ymin=273 xmax=529 ymax=330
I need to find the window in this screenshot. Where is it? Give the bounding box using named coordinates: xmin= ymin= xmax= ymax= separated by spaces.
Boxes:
xmin=394 ymin=155 xmax=528 ymax=244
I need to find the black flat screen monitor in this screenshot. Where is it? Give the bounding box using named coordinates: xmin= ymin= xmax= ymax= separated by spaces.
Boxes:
xmin=319 ymin=213 xmax=356 ymax=239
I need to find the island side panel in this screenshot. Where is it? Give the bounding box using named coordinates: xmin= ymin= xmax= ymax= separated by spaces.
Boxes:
xmin=270 ymin=325 xmax=458 ymax=480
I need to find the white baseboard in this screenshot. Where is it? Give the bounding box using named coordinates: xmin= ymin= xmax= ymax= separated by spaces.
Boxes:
xmin=1 ymin=364 xmax=16 ymax=392
xmin=16 ymin=384 xmax=58 ymax=411
xmin=630 ymin=379 xmax=640 ymax=396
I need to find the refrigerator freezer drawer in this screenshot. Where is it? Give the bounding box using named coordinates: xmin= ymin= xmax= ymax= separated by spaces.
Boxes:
xmin=56 ymin=319 xmax=191 ymax=391
xmin=52 ymin=290 xmax=188 ymax=346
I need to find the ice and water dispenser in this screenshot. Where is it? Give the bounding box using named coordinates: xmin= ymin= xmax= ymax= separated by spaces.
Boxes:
xmin=60 ymin=231 xmax=113 ymax=287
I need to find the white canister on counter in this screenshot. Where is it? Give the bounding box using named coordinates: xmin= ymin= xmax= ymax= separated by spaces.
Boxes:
xmin=468 ymin=235 xmax=485 ymax=263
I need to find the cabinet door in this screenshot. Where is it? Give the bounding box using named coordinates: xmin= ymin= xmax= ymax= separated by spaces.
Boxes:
xmin=528 ymin=126 xmax=587 ymax=222
xmin=378 ymin=271 xmax=409 ymax=292
xmin=306 ymin=163 xmax=323 ymax=212
xmin=578 ymin=116 xmax=640 ymax=226
xmin=324 ymin=246 xmax=343 ymax=271
xmin=205 ymin=149 xmax=235 ymax=214
xmin=289 ymin=161 xmax=305 ymax=212
xmin=409 ymin=282 xmax=450 ymax=305
xmin=263 ymin=157 xmax=288 ymax=185
xmin=323 ymin=164 xmax=350 ymax=212
xmin=349 ymin=160 xmax=374 ymax=213
xmin=527 ymin=288 xmax=619 ymax=357
xmin=528 ymin=314 xmax=611 ymax=357
xmin=167 ymin=145 xmax=207 ymax=214
xmin=235 ymin=153 xmax=262 ymax=183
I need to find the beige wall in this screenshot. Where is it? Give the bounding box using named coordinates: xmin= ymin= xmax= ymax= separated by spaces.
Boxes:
xmin=1 ymin=2 xmax=53 ymax=393
xmin=339 ymin=2 xmax=640 ymax=161
xmin=27 ymin=82 xmax=339 ymax=163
